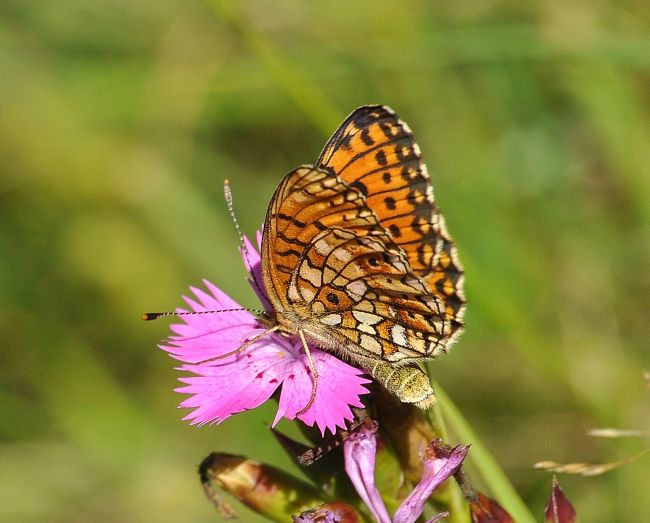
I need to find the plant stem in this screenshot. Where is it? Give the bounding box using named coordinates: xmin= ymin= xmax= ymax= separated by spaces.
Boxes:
xmin=433 ymin=380 xmax=537 ymax=523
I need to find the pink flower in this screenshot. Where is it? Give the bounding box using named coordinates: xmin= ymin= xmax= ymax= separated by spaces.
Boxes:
xmin=160 ymin=233 xmax=370 ymax=435
xmin=343 ymin=422 xmax=468 ymax=523
xmin=343 ymin=421 xmax=392 ymax=523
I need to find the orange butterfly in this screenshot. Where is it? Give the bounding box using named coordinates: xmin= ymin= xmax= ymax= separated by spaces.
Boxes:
xmin=259 ymin=105 xmax=465 ymax=409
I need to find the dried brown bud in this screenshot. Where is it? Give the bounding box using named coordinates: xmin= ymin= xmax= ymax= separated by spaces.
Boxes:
xmin=469 ymin=492 xmax=514 ymax=523
xmin=544 ymin=478 xmax=577 ymax=523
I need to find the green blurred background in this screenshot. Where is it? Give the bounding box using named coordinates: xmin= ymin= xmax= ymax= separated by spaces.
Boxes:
xmin=1 ymin=1 xmax=648 ymax=521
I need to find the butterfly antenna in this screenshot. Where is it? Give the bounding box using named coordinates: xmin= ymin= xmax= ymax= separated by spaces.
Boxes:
xmin=223 ymin=179 xmax=267 ymax=300
xmin=224 ymin=179 xmax=247 ymax=251
xmin=296 ymin=330 xmax=319 ymax=416
xmin=142 ymin=308 xmax=267 ymax=321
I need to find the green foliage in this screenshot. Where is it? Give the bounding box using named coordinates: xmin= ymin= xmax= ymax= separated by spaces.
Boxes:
xmin=1 ymin=1 xmax=648 ymax=521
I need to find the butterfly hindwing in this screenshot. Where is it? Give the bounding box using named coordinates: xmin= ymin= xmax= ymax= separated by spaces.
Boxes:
xmin=290 ymin=228 xmax=455 ymax=366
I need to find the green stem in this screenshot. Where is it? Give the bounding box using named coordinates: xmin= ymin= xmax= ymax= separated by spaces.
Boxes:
xmin=433 ymin=380 xmax=537 ymax=523
xmin=432 ymin=392 xmax=450 ymax=440
xmin=428 ymin=374 xmax=469 ymax=523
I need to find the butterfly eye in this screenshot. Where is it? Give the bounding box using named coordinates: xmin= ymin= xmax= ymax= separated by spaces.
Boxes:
xmin=368 ymin=257 xmax=379 ymax=267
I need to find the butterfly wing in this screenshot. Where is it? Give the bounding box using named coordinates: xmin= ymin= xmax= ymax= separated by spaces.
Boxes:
xmin=261 ymin=166 xmax=461 ymax=367
xmin=261 ymin=165 xmax=386 ymax=314
xmin=317 ymin=105 xmax=465 ymax=330
xmin=289 ymin=226 xmax=461 ymax=365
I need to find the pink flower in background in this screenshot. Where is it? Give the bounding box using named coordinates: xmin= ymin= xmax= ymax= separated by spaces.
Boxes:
xmin=159 ymin=233 xmax=370 ymax=435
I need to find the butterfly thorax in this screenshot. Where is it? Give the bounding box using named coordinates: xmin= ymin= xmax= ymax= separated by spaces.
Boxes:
xmin=260 ymin=303 xmax=311 ymax=336
xmin=257 ymin=301 xmax=355 ymax=369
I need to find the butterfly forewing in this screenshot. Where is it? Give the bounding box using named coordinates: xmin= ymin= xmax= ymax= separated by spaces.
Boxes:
xmin=317 ymin=105 xmax=465 ymax=330
xmin=262 ymin=165 xmax=386 ymax=313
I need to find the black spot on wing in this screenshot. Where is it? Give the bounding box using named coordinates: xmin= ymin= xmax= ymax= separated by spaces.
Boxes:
xmin=277 ymin=213 xmax=307 ymax=228
xmin=375 ymin=150 xmax=387 ymax=166
xmin=327 ymin=293 xmax=340 ymax=305
xmin=360 ymin=128 xmax=375 ymax=146
xmin=388 ymin=224 xmax=401 ymax=238
xmin=350 ymin=180 xmax=369 ymax=197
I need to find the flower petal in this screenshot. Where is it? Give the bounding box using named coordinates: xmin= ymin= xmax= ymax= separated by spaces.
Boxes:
xmin=174 ymin=336 xmax=293 ymax=425
xmin=393 ymin=440 xmax=468 ymax=523
xmin=159 ymin=241 xmax=370 ymax=434
xmin=160 ymin=280 xmax=262 ymax=364
xmin=242 ymin=234 xmax=273 ymax=312
xmin=343 ymin=421 xmax=391 ymax=523
xmin=274 ymin=345 xmax=370 ymax=435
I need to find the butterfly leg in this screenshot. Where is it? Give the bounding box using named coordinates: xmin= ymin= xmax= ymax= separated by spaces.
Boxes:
xmin=296 ymin=329 xmax=319 ymax=416
xmin=297 ymin=407 xmax=368 ymax=465
xmin=197 ymin=326 xmax=279 ymax=364
xmin=368 ymin=361 xmax=436 ymax=409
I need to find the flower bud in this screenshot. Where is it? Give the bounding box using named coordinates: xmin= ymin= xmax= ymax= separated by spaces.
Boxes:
xmin=544 ymin=478 xmax=577 ymax=523
xmin=199 ymin=452 xmax=327 ymax=522
xmin=469 ymin=493 xmax=514 ymax=522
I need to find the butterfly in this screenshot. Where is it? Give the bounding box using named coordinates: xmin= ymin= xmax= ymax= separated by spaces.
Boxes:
xmin=259 ymin=105 xmax=465 ymax=408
